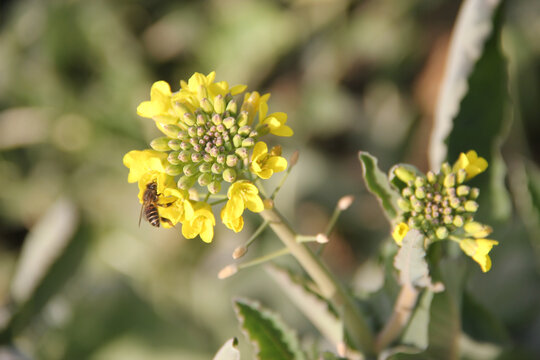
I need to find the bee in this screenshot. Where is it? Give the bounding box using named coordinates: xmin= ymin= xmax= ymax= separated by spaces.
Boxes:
xmin=139 ymin=181 xmax=173 ymax=227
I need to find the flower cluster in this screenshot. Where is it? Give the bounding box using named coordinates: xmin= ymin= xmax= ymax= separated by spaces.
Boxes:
xmin=123 ymin=72 xmax=291 ymax=243
xmin=391 ymin=151 xmax=498 ymax=272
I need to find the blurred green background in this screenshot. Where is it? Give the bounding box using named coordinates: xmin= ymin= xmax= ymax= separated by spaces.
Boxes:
xmin=0 ymin=0 xmax=539 ymax=359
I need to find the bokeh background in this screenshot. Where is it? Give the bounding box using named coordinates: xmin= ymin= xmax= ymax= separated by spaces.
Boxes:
xmin=0 ymin=0 xmax=539 ymax=359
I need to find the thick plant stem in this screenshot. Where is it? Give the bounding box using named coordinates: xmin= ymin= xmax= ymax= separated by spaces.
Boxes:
xmin=260 ymin=208 xmax=375 ymax=355
xmin=374 ymin=284 xmax=419 ymax=353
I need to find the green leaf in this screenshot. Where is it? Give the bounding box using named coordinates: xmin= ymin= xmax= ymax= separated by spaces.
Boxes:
xmin=213 ymin=338 xmax=241 ymax=360
xmin=461 ymin=291 xmax=509 ymax=345
xmin=394 ymin=230 xmax=441 ymax=290
xmin=234 ymin=298 xmax=305 ymax=360
xmin=388 ymin=164 xmax=424 ymax=192
xmin=400 ymin=290 xmax=434 ymax=350
xmin=265 ymin=265 xmax=343 ymax=346
xmin=358 ymin=151 xmax=401 ymax=222
xmin=430 ymin=0 xmax=511 ymax=221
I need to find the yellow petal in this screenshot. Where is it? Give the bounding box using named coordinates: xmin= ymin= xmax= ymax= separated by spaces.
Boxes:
xmin=392 ymin=223 xmax=409 ymax=245
xmin=267 ymin=156 xmax=287 ymax=172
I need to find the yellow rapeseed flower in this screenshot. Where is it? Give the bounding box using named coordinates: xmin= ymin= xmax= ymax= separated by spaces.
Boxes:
xmin=453 ymin=150 xmax=488 ymax=180
xmin=459 ymin=238 xmax=498 ymax=272
xmin=181 ymin=201 xmax=216 ymax=243
xmin=221 ymin=181 xmax=264 ymax=232
xmin=123 ymin=149 xmax=169 ymax=183
xmin=241 ymin=91 xmax=271 ymax=125
xmin=258 ymin=101 xmax=293 ymax=137
xmin=157 ymin=187 xmax=194 ymax=228
xmin=136 ymin=81 xmax=179 ymax=124
xmin=392 ymin=222 xmax=409 ymax=245
xmin=250 ymin=142 xmax=288 ymax=179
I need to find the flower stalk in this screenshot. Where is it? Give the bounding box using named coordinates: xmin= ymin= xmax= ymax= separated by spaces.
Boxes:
xmin=259 ymin=207 xmax=375 ymax=355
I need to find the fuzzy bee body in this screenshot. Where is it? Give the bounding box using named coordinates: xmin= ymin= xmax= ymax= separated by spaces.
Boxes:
xmin=139 ymin=181 xmax=164 ymax=227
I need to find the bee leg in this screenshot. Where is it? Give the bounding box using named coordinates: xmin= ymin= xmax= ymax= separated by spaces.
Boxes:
xmin=161 ymin=217 xmax=174 ymax=227
xmin=158 ymin=201 xmax=175 ymax=208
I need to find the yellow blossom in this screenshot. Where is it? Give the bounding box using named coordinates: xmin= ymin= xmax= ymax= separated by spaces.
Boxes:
xmin=123 ymin=149 xmax=169 ymax=184
xmin=464 ymin=221 xmax=492 ymax=238
xmin=459 ymin=238 xmax=498 ymax=272
xmin=157 ymin=187 xmax=194 ymax=228
xmin=241 ymin=91 xmax=271 ymax=125
xmin=136 ymin=171 xmax=176 ymax=204
xmin=258 ymin=101 xmax=293 ymax=137
xmin=453 ymin=150 xmax=488 ymax=180
xmin=181 ymin=201 xmax=216 ymax=243
xmin=250 ymin=142 xmax=288 ymax=179
xmin=392 ymin=222 xmax=409 ymax=245
xmin=221 ymin=181 xmax=264 ymax=232
xmin=136 ymin=81 xmax=179 ymax=124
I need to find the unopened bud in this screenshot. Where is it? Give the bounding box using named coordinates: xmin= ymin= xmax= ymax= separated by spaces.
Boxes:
xmin=200 ymin=98 xmax=214 ymax=113
xmin=232 ymin=246 xmax=247 ymax=259
xmin=161 ymin=124 xmax=181 ymax=138
xmin=199 ymin=162 xmax=212 ymax=173
xmin=150 ymin=137 xmax=171 ymax=151
xmin=217 ymin=154 xmax=226 ymax=164
xmin=198 ymin=173 xmax=212 ymax=186
xmin=218 ymin=264 xmax=238 ymax=279
xmin=238 ymin=125 xmax=251 ymax=136
xmin=394 ymin=166 xmax=416 ymax=183
xmin=214 ymin=94 xmax=225 ymax=114
xmin=456 ymin=185 xmax=470 ymax=197
xmin=191 ymin=153 xmax=202 ymax=163
xmin=226 ymin=155 xmax=238 ymax=167
xmin=223 ymin=117 xmax=236 ymax=129
xmin=456 ymin=169 xmax=467 ymax=184
xmin=180 ymin=141 xmax=191 ymax=151
xmin=443 ymin=173 xmax=456 ymax=188
xmin=226 ymin=100 xmax=238 ymax=115
xmin=212 ymin=113 xmax=222 ymax=125
xmin=414 ymin=176 xmax=426 ymax=188
xmin=464 ymin=201 xmax=479 ymax=213
xmin=435 ymin=227 xmax=448 ymax=239
xmin=168 ymin=139 xmax=181 ymax=151
xmin=235 ymin=147 xmax=248 ymax=159
xmin=402 ymin=187 xmax=413 ymax=197
xmin=441 ymin=162 xmax=451 ymax=175
xmin=183 ymin=164 xmax=198 ymax=176
xmin=223 ymin=168 xmax=237 ymax=183
xmin=316 ymin=233 xmax=329 ymax=243
xmin=427 ymin=171 xmax=437 ymax=184
xmin=233 ymin=134 xmax=243 ymax=148
xmin=182 ymin=113 xmax=196 ymax=126
xmin=464 ymin=221 xmax=492 ymax=238
xmin=242 ymin=138 xmax=255 ymax=147
xmin=289 ymin=151 xmax=299 ymax=167
xmin=208 ymin=180 xmax=221 ymax=194
xmin=469 ymin=188 xmax=480 ymax=199
xmin=165 ymin=164 xmax=183 ymax=176
xmin=397 ymin=198 xmax=411 ymax=211
xmin=179 ymin=150 xmax=191 ymax=163
xmin=237 ymin=111 xmax=248 ymax=126
xmin=168 ymin=151 xmax=181 ymax=165
xmin=211 ymin=163 xmax=223 ymax=174
xmin=338 ymin=195 xmax=354 ymax=210
xmin=415 ymin=187 xmax=426 ymax=199
xmin=178 ymin=175 xmax=196 ymax=190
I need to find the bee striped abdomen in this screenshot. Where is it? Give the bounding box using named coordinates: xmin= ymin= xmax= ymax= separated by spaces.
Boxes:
xmin=144 ymin=204 xmax=160 ymax=227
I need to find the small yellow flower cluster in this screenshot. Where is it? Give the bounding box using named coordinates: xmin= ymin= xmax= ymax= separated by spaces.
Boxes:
xmin=123 ymin=72 xmax=292 ymax=243
xmin=391 ymin=151 xmax=498 ymax=272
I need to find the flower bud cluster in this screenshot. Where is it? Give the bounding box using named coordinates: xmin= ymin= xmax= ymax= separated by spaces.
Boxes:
xmin=394 ymin=161 xmax=483 ymax=242
xmin=151 ymin=96 xmax=263 ymax=194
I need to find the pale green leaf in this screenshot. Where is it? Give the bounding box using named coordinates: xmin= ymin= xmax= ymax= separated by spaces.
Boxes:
xmin=234 ymin=298 xmax=305 ymax=360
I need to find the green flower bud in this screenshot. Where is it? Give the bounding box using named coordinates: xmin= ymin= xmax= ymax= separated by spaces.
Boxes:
xmin=238 ymin=126 xmax=251 ymax=136
xmin=212 ymin=114 xmax=222 ymax=125
xmin=235 ymin=147 xmax=248 ymax=159
xmin=464 ymin=221 xmax=492 ymax=238
xmin=165 ymin=164 xmax=183 ymax=176
xmin=183 ymin=164 xmax=198 ymax=177
xmin=214 ymin=94 xmax=225 ymax=114
xmin=449 ymin=196 xmax=460 ymax=209
xmin=394 ymin=166 xmax=416 ymax=183
xmin=208 ymin=180 xmax=221 ymax=194
xmin=191 ymin=153 xmax=202 ymax=163
xmin=233 ymin=134 xmax=243 ymax=148
xmin=168 ymin=139 xmax=181 ymax=151
xmin=237 ymin=111 xmax=248 ymax=127
xmin=178 ymin=175 xmax=196 ymax=190
xmin=456 ymin=185 xmax=470 ymax=196
xmin=414 ymin=176 xmax=426 ymax=188
xmin=198 ymin=172 xmax=213 ymax=186
xmin=180 ymin=141 xmax=191 ymax=150
xmin=456 ymin=169 xmax=467 ymax=184
xmin=173 ymin=101 xmax=191 ymax=117
xmin=443 ymin=173 xmax=456 ymax=188
xmin=249 ymin=130 xmax=259 ymax=138
xmin=217 ymin=154 xmax=225 ymax=164
xmin=397 ymin=198 xmax=411 ymax=211
xmin=441 ymin=162 xmax=451 ymax=175
xmin=201 ymin=98 xmax=214 ymax=113
xmin=203 ymin=154 xmax=213 ymax=162
xmin=255 ymin=123 xmax=270 ymax=136
xmin=469 ymin=188 xmax=480 ymax=199
xmin=226 ymin=155 xmax=238 ymax=167
xmin=242 ymin=138 xmax=255 ymax=147
xmin=223 ymin=168 xmax=237 ymax=183
xmin=183 ymin=113 xmax=196 ymax=126
xmin=199 ymin=162 xmax=212 ymax=173
xmin=402 ymin=187 xmax=413 ymax=197
xmin=179 ymin=150 xmax=191 ymax=163
xmin=453 ymin=215 xmax=464 ymax=228
xmin=229 ymin=125 xmax=238 ymax=135
xmin=161 ymin=124 xmax=181 ymax=138
xmin=178 ymin=131 xmax=189 ymax=140
xmin=464 ymin=200 xmax=479 ymax=213
xmin=226 ymin=100 xmax=238 ymax=115
xmin=415 ymin=187 xmax=426 ymax=199
xmin=211 ymin=163 xmax=223 ymax=174
xmin=223 ymin=117 xmax=236 ymax=129
xmin=426 ymin=171 xmax=437 ymax=184
xmin=435 ymin=227 xmax=448 ymax=239
xmin=150 ymin=137 xmax=171 ymax=151
xmin=443 ymin=215 xmax=453 ymax=225
xmin=196 ymin=114 xmax=207 ymax=126
xmin=168 ymin=151 xmax=181 ymax=165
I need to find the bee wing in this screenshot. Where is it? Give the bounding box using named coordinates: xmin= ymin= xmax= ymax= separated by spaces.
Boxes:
xmin=138 ymin=203 xmax=145 ymax=227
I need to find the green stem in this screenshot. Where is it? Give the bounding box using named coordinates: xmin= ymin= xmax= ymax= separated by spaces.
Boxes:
xmin=259 ymin=207 xmax=374 ymax=355
xmin=238 ymin=247 xmax=291 ymax=269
